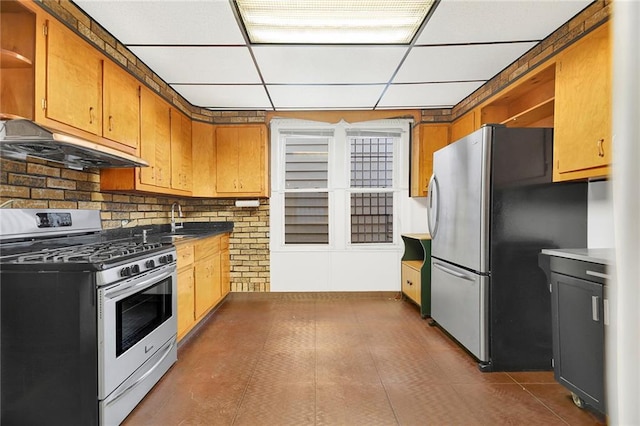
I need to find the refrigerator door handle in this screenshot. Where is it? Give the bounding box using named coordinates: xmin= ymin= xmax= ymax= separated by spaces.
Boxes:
xmin=433 ymin=261 xmax=474 ymax=282
xmin=427 ymin=174 xmax=440 ymax=238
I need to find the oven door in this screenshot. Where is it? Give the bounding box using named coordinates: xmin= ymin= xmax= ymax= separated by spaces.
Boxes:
xmin=98 ymin=262 xmax=177 ymax=400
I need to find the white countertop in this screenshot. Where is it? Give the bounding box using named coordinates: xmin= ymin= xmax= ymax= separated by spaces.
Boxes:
xmin=540 ymin=248 xmax=615 ymax=265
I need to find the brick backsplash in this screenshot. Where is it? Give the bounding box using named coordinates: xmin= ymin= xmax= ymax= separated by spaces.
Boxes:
xmin=0 ymin=158 xmax=270 ymax=292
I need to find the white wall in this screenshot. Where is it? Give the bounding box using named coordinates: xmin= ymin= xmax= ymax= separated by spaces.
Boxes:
xmin=588 ymin=180 xmax=615 ymax=248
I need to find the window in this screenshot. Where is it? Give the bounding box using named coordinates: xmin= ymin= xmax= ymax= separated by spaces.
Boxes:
xmin=349 ymin=133 xmax=394 ymax=244
xmin=272 ymin=119 xmax=409 ymax=250
xmin=283 ymin=132 xmax=330 ymax=244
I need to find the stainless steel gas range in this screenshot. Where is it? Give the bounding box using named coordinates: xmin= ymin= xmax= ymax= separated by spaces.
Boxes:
xmin=0 ymin=209 xmax=178 ymax=425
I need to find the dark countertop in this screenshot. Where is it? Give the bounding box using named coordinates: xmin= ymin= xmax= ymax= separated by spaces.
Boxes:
xmin=104 ymin=221 xmax=234 ymax=244
xmin=540 ymin=248 xmax=615 ymax=265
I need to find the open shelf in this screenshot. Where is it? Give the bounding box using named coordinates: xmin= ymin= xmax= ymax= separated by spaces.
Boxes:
xmin=1 ymin=48 xmax=32 ymax=68
xmin=502 ymin=98 xmax=555 ymax=127
xmin=481 ymin=64 xmax=556 ymax=128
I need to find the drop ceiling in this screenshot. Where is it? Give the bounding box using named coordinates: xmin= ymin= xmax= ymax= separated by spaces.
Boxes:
xmin=72 ymin=0 xmax=593 ymax=111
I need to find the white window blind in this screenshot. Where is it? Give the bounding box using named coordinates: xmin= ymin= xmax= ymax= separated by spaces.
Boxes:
xmin=283 ymin=132 xmax=330 ymax=244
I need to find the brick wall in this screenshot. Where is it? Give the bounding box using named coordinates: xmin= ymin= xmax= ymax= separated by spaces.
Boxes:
xmin=0 ymin=157 xmax=270 ymax=292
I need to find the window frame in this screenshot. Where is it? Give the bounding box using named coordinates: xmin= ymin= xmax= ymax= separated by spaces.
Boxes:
xmin=270 ymin=118 xmax=411 ymax=252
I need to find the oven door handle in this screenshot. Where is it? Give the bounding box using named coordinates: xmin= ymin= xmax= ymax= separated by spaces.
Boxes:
xmin=105 ymin=266 xmax=175 ymax=300
xmin=105 ymin=338 xmax=176 ymax=407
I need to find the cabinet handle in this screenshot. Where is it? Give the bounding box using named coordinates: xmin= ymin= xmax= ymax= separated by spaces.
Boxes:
xmin=592 ymin=296 xmax=600 ymax=322
xmin=109 ymin=115 xmax=114 ymax=132
xmin=89 ymin=106 xmax=94 ymax=124
xmin=406 ymin=280 xmax=412 ymax=286
xmin=603 ymin=298 xmax=610 ymax=326
xmin=597 ymin=138 xmax=605 ymax=157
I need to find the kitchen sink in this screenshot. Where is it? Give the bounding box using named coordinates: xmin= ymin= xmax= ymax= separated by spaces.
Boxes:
xmin=160 ymin=233 xmax=198 ymax=243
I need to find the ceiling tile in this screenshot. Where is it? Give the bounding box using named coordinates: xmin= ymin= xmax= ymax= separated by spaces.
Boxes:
xmin=129 ymin=46 xmax=261 ymax=84
xmin=74 ymin=1 xmax=245 ymax=45
xmin=418 ymin=1 xmax=592 ymax=44
xmin=378 ymin=82 xmax=485 ymax=109
xmin=171 ymin=84 xmax=273 ymax=110
xmin=253 ymin=46 xmax=408 ymax=84
xmin=267 ymin=85 xmax=386 ymax=109
xmin=394 ymin=42 xmax=536 ymax=83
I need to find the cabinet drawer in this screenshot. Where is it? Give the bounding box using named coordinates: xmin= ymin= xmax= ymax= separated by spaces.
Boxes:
xmin=195 ymin=235 xmax=221 ymax=259
xmin=176 ymin=243 xmax=194 ymax=268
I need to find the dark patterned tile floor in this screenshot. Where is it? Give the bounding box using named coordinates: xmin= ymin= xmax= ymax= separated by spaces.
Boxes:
xmin=123 ymin=292 xmax=606 ymax=425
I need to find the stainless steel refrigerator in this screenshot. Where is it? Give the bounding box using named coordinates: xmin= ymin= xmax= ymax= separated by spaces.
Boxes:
xmin=427 ymin=125 xmax=587 ymax=371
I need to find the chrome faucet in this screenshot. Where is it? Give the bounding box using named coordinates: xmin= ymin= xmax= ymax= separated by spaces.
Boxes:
xmin=170 ymin=202 xmax=183 ymax=233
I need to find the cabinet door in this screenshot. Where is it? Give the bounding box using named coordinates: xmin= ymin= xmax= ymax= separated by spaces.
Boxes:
xmin=103 ymin=60 xmax=140 ymax=149
xmin=236 ymin=126 xmax=265 ymax=193
xmin=215 ymin=125 xmax=268 ymax=196
xmin=401 ymin=263 xmax=421 ymax=305
xmin=194 ymin=254 xmax=221 ymax=319
xmin=177 ymin=267 xmax=195 ymax=339
xmin=553 ymin=22 xmax=611 ymax=181
xmin=170 ymin=109 xmax=192 ymax=192
xmin=551 ymin=272 xmax=604 ymax=411
xmin=140 ymin=87 xmax=170 ymax=187
xmin=45 ymin=19 xmax=102 ymax=135
xmin=191 ymin=121 xmax=216 ymax=197
xmin=450 ymin=110 xmax=476 ymax=143
xmin=411 ymin=124 xmax=449 ymax=197
xmin=215 ymin=126 xmax=239 ymax=193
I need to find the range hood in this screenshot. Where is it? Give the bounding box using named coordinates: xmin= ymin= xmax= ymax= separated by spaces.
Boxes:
xmin=0 ymin=119 xmax=148 ymax=169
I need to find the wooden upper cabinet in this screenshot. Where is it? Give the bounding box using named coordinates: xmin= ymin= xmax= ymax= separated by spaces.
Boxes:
xmin=411 ymin=123 xmax=449 ymax=197
xmin=553 ymin=22 xmax=611 ymax=181
xmin=0 ymin=2 xmax=36 ymax=120
xmin=480 ymin=64 xmax=556 ymax=129
xmin=44 ymin=18 xmax=102 ymax=136
xmin=450 ymin=110 xmax=477 ymax=143
xmin=191 ymin=121 xmax=216 ymax=197
xmin=170 ymin=109 xmax=193 ymax=192
xmin=140 ymin=86 xmax=170 ymax=188
xmin=215 ymin=124 xmax=269 ymax=197
xmin=103 ymin=60 xmax=140 ymax=149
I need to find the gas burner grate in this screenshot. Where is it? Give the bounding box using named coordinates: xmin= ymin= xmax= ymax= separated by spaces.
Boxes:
xmin=14 ymin=241 xmax=164 ymax=264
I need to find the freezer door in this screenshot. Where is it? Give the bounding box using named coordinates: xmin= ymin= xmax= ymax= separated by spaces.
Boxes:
xmin=431 ymin=259 xmax=489 ymax=362
xmin=429 ymin=127 xmax=491 ymax=273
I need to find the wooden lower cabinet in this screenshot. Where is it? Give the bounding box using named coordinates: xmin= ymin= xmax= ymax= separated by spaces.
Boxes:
xmin=220 ymin=234 xmax=230 ymax=298
xmin=194 ymin=252 xmax=221 ymax=320
xmin=176 ymin=233 xmax=230 ymax=342
xmin=401 ymin=262 xmax=421 ymax=305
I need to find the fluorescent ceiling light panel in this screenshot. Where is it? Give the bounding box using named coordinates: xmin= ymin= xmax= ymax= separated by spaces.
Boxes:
xmin=235 ymin=0 xmax=435 ymax=44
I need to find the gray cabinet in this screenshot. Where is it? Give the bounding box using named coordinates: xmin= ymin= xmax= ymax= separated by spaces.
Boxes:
xmin=540 ymin=251 xmax=609 ymax=415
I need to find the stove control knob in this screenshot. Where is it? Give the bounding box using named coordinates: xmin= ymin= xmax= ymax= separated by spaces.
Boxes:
xmin=131 ymin=264 xmax=141 ymax=274
xmin=145 ymin=259 xmax=156 ymax=268
xmin=120 ymin=266 xmax=132 ymax=277
xmin=166 ymin=254 xmax=174 ymax=263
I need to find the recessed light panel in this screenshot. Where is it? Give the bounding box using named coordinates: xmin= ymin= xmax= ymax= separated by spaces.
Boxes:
xmin=235 ymin=0 xmax=435 ymax=44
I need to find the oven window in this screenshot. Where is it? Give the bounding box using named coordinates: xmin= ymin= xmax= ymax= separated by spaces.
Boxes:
xmin=115 ymin=276 xmax=172 ymax=357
